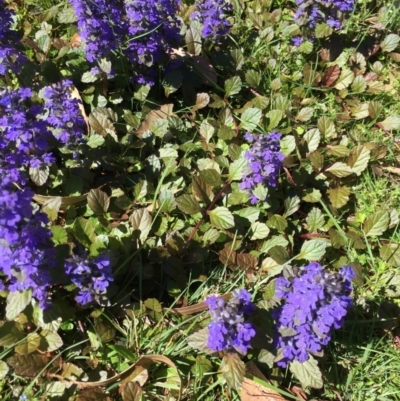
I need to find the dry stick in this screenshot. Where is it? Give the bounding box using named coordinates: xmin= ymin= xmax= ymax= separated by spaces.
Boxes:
xmin=180 ymin=180 xmax=231 ymax=256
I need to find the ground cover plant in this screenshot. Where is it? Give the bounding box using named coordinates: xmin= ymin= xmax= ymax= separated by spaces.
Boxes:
xmin=1 ymin=0 xmax=400 ymax=399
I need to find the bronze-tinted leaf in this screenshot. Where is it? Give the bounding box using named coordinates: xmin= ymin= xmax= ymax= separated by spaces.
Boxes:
xmin=320 ymin=65 xmax=340 ymax=87
xmin=7 ymin=354 xmax=49 ymax=377
xmin=122 ymin=381 xmax=143 ymax=401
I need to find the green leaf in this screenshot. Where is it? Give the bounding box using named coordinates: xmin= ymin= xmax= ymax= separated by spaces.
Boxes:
xmin=239 ymin=107 xmax=262 ymax=131
xmin=379 ymin=115 xmax=400 ymax=131
xmin=295 ymin=107 xmax=314 ymax=122
xmin=280 ymin=135 xmax=296 ymax=155
xmin=298 ymin=40 xmax=313 ymax=54
xmin=199 ymin=120 xmax=215 ymax=143
xmin=283 ymin=195 xmax=300 ymax=217
xmin=228 ymin=158 xmax=247 ymax=181
xmin=15 ymin=333 xmax=41 ymax=355
xmin=200 ymin=169 xmax=222 ymax=186
xmin=144 ymin=298 xmax=162 ymax=313
xmin=260 ymin=235 xmax=289 ymax=254
xmin=327 ymin=145 xmax=350 ymax=157
xmin=235 ymin=207 xmax=260 ymax=224
xmin=203 ymin=228 xmax=221 ymax=245
xmin=176 ymin=194 xmax=201 ymax=214
xmin=325 ymin=162 xmax=353 ymax=177
xmin=364 ymin=210 xmax=389 ymax=237
xmin=209 ymin=207 xmax=235 ymax=229
xmin=327 ymin=186 xmax=350 ymax=209
xmin=95 ymin=318 xmax=116 ymax=343
xmin=87 ymin=188 xmax=110 ymax=215
xmin=380 ymin=243 xmax=400 ymax=267
xmin=318 ymin=116 xmax=335 ymax=138
xmin=158 ymin=189 xmax=176 ymax=213
xmin=87 ymin=133 xmax=105 ymax=148
xmin=289 ymin=356 xmax=323 ymax=389
xmin=6 ymin=290 xmax=32 ymax=321
xmin=380 ymin=33 xmax=399 ymax=52
xmin=46 ymin=381 xmax=66 ymax=398
xmin=245 ymin=70 xmax=261 ymax=87
xmin=192 ymin=355 xmax=213 ymax=378
xmin=315 ymin=23 xmax=333 ymax=38
xmin=302 ymin=188 xmax=322 ymax=203
xmin=187 ymin=328 xmax=214 ymax=354
xmin=129 ymin=208 xmax=152 ymax=241
xmin=296 ymin=240 xmax=327 ymax=261
xmin=351 ymin=76 xmax=367 ymax=93
xmin=134 ymin=84 xmax=151 ymax=102
xmin=225 ymin=76 xmax=242 ymax=97
xmin=250 ymin=222 xmax=270 ymax=240
xmin=267 ymin=109 xmax=283 ymax=130
xmin=268 ymin=214 xmax=288 ymax=231
xmin=42 ymin=196 xmax=61 ymax=221
xmin=306 ymin=208 xmax=325 ymax=232
xmin=29 ymin=166 xmax=49 ymax=186
xmin=0 ymin=361 xmax=9 ymax=380
xmin=303 ymin=128 xmax=320 ymax=152
xmin=192 ymin=175 xmax=212 ymax=204
xmin=334 ymin=69 xmax=354 ymax=90
xmin=41 ymin=330 xmax=63 ymax=352
xmin=185 ymin=21 xmax=202 ymax=55
xmin=220 ymin=353 xmax=245 ymax=390
xmin=57 ymin=7 xmax=77 ymax=23
xmin=0 ymin=322 xmax=24 ymax=347
xmin=73 ymin=217 xmax=96 ymax=247
xmin=347 ymin=145 xmax=370 ymax=176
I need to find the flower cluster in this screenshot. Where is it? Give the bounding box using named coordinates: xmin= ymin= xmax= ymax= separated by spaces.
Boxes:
xmin=0 ymin=87 xmax=55 ymax=173
xmin=43 ymin=79 xmax=86 ymax=155
xmin=239 ymin=132 xmax=285 ymax=204
xmin=205 ymin=289 xmax=256 ymax=354
xmin=190 ymin=0 xmax=233 ymax=41
xmin=294 ymin=0 xmax=355 ymax=29
xmin=0 ymin=0 xmax=27 ymax=75
xmin=0 ymin=169 xmax=55 ymax=308
xmin=272 ymin=263 xmax=355 ymax=367
xmin=68 ymin=0 xmax=181 ymax=84
xmin=68 ymin=0 xmax=126 ymax=63
xmin=123 ymin=0 xmax=181 ymax=85
xmin=64 ymin=247 xmax=113 ymax=305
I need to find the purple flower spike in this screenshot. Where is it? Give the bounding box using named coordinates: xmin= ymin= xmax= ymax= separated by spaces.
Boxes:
xmin=239 ymin=132 xmax=285 ymax=204
xmin=294 ymin=0 xmax=355 ymax=29
xmin=0 ymin=0 xmax=27 ymax=75
xmin=272 ymin=263 xmax=354 ymax=367
xmin=190 ymin=0 xmax=233 ymax=42
xmin=206 ymin=289 xmax=256 ymax=354
xmin=64 ymin=246 xmax=113 ymax=305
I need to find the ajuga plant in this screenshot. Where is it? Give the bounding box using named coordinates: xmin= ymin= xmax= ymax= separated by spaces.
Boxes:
xmin=240 ymin=132 xmax=285 ymax=204
xmin=205 ymin=289 xmax=256 ymax=354
xmin=0 ymin=0 xmax=27 ymax=75
xmin=294 ymin=0 xmax=356 ymax=29
xmin=272 ymin=263 xmax=355 ymax=367
xmin=190 ymin=0 xmax=233 ymax=42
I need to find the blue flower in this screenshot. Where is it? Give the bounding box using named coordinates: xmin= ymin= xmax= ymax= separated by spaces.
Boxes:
xmin=64 ymin=247 xmax=113 ymax=305
xmin=272 ymin=263 xmax=354 ymax=367
xmin=239 ymin=132 xmax=285 ymax=204
xmin=0 ymin=0 xmax=27 ymax=75
xmin=190 ymin=0 xmax=233 ymax=42
xmin=205 ymin=289 xmax=256 ymax=354
xmin=294 ymin=0 xmax=355 ymax=29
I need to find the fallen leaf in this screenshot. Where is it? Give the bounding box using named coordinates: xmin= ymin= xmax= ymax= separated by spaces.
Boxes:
xmin=241 ymin=362 xmax=287 ymax=401
xmin=136 ymin=104 xmax=176 ymax=136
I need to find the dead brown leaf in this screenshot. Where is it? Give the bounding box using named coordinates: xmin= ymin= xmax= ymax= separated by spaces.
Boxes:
xmin=320 ymin=65 xmax=340 ymax=87
xmin=136 ymin=104 xmax=176 ymax=136
xmin=241 ymin=362 xmax=287 ymax=401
